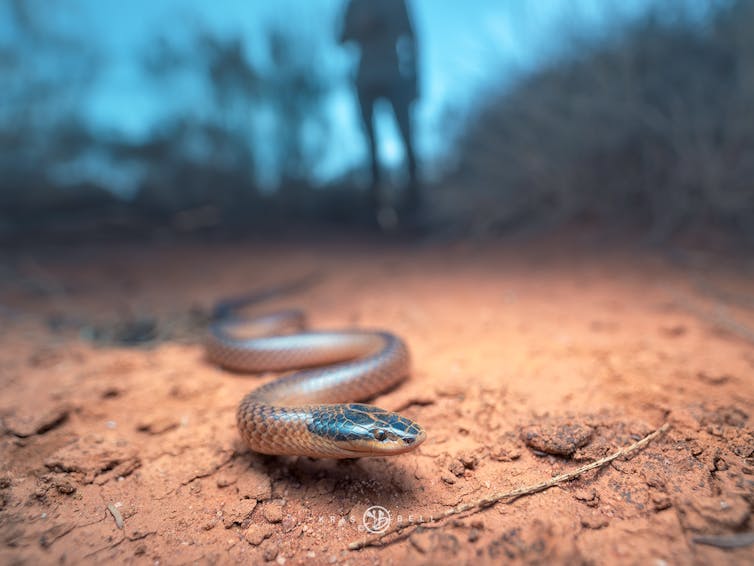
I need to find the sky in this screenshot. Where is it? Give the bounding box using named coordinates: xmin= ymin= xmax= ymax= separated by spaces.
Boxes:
xmin=8 ymin=0 xmax=710 ymax=191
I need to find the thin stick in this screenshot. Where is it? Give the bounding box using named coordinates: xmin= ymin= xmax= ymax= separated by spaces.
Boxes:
xmin=348 ymin=422 xmax=670 ymax=551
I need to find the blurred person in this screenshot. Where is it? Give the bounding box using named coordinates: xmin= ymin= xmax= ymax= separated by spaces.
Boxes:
xmin=339 ymin=0 xmax=421 ymax=221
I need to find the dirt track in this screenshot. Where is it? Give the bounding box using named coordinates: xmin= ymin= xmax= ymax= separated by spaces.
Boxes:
xmin=1 ymin=237 xmax=753 ymax=564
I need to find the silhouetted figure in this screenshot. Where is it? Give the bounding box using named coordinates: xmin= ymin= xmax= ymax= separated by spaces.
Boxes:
xmin=340 ymin=0 xmax=420 ymax=218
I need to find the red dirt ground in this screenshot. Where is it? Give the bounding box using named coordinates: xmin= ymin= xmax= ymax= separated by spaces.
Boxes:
xmin=1 ymin=235 xmax=753 ymax=565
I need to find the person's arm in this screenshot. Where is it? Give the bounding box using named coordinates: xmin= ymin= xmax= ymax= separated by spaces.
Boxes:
xmin=396 ymin=0 xmax=416 ymax=44
xmin=396 ymin=0 xmax=419 ymax=96
xmin=338 ymin=0 xmax=357 ymax=44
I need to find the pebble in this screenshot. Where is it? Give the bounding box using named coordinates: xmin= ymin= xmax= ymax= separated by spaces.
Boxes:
xmin=281 ymin=514 xmax=297 ymax=532
xmin=245 ymin=524 xmax=273 ymax=546
xmin=263 ymin=502 xmax=284 ymax=524
xmin=262 ymin=542 xmax=277 ymax=562
xmin=521 ymin=421 xmax=593 ymax=457
xmin=580 ymin=513 xmax=609 ymax=529
xmin=222 ymin=499 xmax=257 ymax=528
xmin=448 ymin=460 xmax=465 ymax=477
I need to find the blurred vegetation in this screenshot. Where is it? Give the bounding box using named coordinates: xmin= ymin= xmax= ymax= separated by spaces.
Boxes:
xmin=446 ymin=0 xmax=754 ymax=242
xmin=0 ymin=0 xmax=105 ymax=228
xmin=0 ymin=0 xmax=367 ymax=239
xmin=1 ymin=0 xmax=752 ymax=243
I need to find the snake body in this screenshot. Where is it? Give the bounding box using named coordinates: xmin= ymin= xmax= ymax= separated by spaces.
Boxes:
xmin=206 ymin=309 xmax=426 ymax=458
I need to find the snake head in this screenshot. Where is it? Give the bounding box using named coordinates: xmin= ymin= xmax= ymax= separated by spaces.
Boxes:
xmin=309 ymin=403 xmax=426 ymax=457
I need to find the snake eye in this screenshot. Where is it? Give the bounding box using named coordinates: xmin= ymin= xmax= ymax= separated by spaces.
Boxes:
xmin=373 ymin=429 xmax=388 ymax=441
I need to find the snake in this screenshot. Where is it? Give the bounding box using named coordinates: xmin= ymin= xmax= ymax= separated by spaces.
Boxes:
xmin=205 ymin=287 xmax=426 ymax=459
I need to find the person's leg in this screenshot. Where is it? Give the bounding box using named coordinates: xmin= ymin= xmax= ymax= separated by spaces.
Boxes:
xmin=390 ymin=89 xmax=420 ymax=213
xmin=356 ymin=87 xmax=380 ymax=209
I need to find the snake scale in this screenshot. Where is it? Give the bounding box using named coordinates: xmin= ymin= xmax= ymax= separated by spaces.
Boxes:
xmin=205 ymin=286 xmax=426 ymax=458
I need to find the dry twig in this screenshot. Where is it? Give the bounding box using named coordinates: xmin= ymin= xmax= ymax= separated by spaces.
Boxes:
xmin=348 ymin=422 xmax=670 ymax=551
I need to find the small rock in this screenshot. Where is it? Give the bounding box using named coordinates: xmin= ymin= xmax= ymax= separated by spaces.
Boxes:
xmin=223 ymin=499 xmax=257 ymax=528
xmin=490 ymin=432 xmax=522 ymax=462
xmin=136 ymin=417 xmax=178 ymax=435
xmin=468 ymin=528 xmax=481 ymax=543
xmin=687 ymin=440 xmax=704 ymax=457
xmin=458 ymin=451 xmax=479 ymax=470
xmin=33 ymin=487 xmax=48 ymax=501
xmin=434 ymin=383 xmax=465 ymax=397
xmin=697 ymin=371 xmax=730 ymax=385
xmin=237 ymin=471 xmax=272 ymax=501
xmin=4 ymin=405 xmax=69 ymax=438
xmin=261 ymin=541 xmax=278 ymax=562
xmin=100 ymin=387 xmax=121 ymax=399
xmin=521 ymin=421 xmax=593 ymax=457
xmin=54 ymin=479 xmax=76 ymax=495
xmin=712 ymin=456 xmax=729 ymax=472
xmin=580 ymin=513 xmax=609 ymax=529
xmin=448 ymin=460 xmax=465 ymax=477
xmin=697 ymin=495 xmax=750 ymax=529
xmin=245 ymin=523 xmax=274 ymax=546
xmin=263 ymin=502 xmax=284 ymax=524
xmin=573 ymin=488 xmax=599 ymax=508
xmin=216 ymin=475 xmax=236 ymax=488
xmin=441 ymin=474 xmax=456 ymax=485
xmin=281 ymin=514 xmax=297 ymax=532
xmin=712 ymin=406 xmax=748 ymax=428
xmin=651 ymin=492 xmax=671 ymax=511
xmin=112 ymin=317 xmax=158 ymax=345
xmin=45 ymin=436 xmax=141 ymax=485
